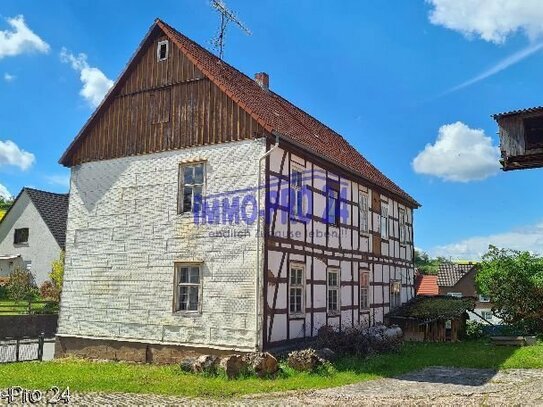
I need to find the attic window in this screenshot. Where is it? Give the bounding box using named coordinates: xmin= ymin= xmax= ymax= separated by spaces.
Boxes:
xmin=157 ymin=40 xmax=169 ymax=61
xmin=523 ymin=116 xmax=543 ymax=150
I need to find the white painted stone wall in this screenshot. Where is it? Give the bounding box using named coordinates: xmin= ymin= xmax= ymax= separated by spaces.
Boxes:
xmin=0 ymin=191 xmax=62 ymax=285
xmin=57 ymin=139 xmax=266 ymax=351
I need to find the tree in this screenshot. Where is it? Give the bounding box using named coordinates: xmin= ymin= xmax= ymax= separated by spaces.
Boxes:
xmin=7 ymin=268 xmax=37 ymax=312
xmin=415 ymin=250 xmax=450 ymax=275
xmin=40 ymin=251 xmax=64 ymax=303
xmin=477 ymin=245 xmax=543 ymax=334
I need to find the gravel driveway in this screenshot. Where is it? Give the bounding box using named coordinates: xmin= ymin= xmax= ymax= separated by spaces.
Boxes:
xmin=11 ymin=367 xmax=543 ymax=406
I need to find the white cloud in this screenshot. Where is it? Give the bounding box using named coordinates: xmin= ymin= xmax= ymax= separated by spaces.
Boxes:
xmin=412 ymin=122 xmax=500 ymax=182
xmin=427 ymin=0 xmax=543 ymax=44
xmin=45 ymin=174 xmax=70 ymax=188
xmin=429 ymin=222 xmax=543 ymax=260
xmin=0 ymin=15 xmax=49 ymax=59
xmin=0 ymin=183 xmax=11 ymax=199
xmin=60 ymin=48 xmax=114 ymax=108
xmin=3 ymin=73 xmax=16 ymax=82
xmin=0 ymin=140 xmax=35 ymax=171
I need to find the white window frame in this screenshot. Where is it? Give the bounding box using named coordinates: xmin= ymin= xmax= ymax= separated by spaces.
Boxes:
xmin=359 ymin=191 xmax=369 ymax=234
xmin=481 ymin=310 xmax=493 ymax=320
xmin=390 ymin=280 xmax=401 ymax=309
xmin=447 ymin=292 xmax=463 ymax=298
xmin=290 ymin=166 xmax=306 ymax=219
xmin=157 ymin=40 xmax=169 ymax=61
xmin=289 ymin=263 xmax=305 ymax=316
xmin=327 ymin=187 xmax=339 ymax=226
xmin=360 ymin=270 xmax=370 ymax=310
xmin=179 ymin=162 xmax=205 ymax=214
xmin=174 ymin=263 xmax=202 ymax=313
xmin=327 ymin=268 xmax=340 ymax=315
xmin=478 ymin=294 xmax=491 ymax=303
xmin=380 ymin=202 xmax=389 ymax=239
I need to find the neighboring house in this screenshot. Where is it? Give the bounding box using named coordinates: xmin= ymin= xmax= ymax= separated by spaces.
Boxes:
xmin=0 ymin=188 xmax=68 ymax=285
xmin=437 ymin=263 xmax=501 ymax=325
xmin=56 ymin=19 xmax=419 ymax=362
xmin=414 ymin=273 xmax=438 ymax=296
xmin=493 ymin=106 xmax=543 ymax=171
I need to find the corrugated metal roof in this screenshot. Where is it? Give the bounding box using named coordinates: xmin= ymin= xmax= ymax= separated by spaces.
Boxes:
xmin=492 ymin=105 xmax=543 ymax=120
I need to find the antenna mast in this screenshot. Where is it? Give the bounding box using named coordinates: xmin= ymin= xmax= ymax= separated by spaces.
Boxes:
xmin=211 ymin=0 xmax=251 ymax=58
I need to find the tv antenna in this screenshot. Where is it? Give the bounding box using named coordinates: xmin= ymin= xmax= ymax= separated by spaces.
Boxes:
xmin=211 ymin=0 xmax=251 ymax=58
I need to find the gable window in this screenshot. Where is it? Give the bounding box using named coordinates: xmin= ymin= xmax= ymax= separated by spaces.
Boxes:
xmin=380 ymin=202 xmax=389 ymax=239
xmin=360 ymin=270 xmax=370 ymax=310
xmin=290 ymin=167 xmax=305 ymax=219
xmin=399 ymin=208 xmax=407 ymax=244
xmin=478 ymin=294 xmax=491 ymax=303
xmin=179 ymin=162 xmax=205 ymax=214
xmin=326 ymin=185 xmax=339 ymax=226
xmin=14 ymin=228 xmax=29 ymax=245
xmin=174 ymin=263 xmax=202 ymax=312
xmin=390 ymin=280 xmax=401 ymax=309
xmin=481 ymin=310 xmax=493 ymax=321
xmin=157 ymin=40 xmax=169 ymax=61
xmin=327 ymin=268 xmax=340 ymax=314
xmin=289 ymin=263 xmax=305 ymax=316
xmin=359 ymin=191 xmax=369 ymax=233
xmin=523 ymin=116 xmax=543 ymax=150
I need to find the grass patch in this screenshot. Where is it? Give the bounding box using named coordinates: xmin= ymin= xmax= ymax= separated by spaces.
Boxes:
xmin=0 ymin=300 xmax=48 ymax=315
xmin=0 ymin=341 xmax=541 ymax=398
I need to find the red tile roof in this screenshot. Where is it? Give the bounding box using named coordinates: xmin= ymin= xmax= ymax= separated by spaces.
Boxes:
xmin=156 ymin=20 xmax=419 ymax=207
xmin=415 ymin=274 xmax=439 ymax=296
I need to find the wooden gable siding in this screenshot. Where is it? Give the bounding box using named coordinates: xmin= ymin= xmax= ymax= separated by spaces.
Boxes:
xmin=67 ymin=33 xmax=264 ymax=166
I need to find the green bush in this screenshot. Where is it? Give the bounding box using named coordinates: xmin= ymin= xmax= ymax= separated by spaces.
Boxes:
xmin=0 ymin=285 xmax=7 ymax=300
xmin=464 ymin=320 xmax=486 ymax=340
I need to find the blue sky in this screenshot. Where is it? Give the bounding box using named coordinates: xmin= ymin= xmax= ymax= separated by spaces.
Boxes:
xmin=1 ymin=0 xmax=543 ymax=259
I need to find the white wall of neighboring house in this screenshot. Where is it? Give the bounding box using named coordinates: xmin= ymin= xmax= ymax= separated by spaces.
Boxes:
xmin=0 ymin=192 xmax=61 ymax=285
xmin=57 ymin=138 xmax=266 ymax=351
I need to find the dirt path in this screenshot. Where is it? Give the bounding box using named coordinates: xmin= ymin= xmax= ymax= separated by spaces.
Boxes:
xmin=14 ymin=367 xmax=543 ymax=406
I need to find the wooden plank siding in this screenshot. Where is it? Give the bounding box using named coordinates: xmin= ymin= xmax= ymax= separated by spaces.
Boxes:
xmin=66 ymin=32 xmax=264 ymax=166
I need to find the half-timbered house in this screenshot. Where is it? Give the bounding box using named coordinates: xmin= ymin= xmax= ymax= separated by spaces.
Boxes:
xmin=56 ymin=19 xmax=419 ymax=362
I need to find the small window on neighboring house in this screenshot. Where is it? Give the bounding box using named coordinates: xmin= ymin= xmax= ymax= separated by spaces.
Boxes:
xmin=327 ymin=186 xmax=339 ymax=226
xmin=523 ymin=116 xmax=543 ymax=150
xmin=14 ymin=228 xmax=29 ymax=245
xmin=174 ymin=264 xmax=202 ymax=312
xmin=390 ymin=280 xmax=401 ymax=309
xmin=399 ymin=208 xmax=407 ymax=244
xmin=157 ymin=40 xmax=169 ymax=61
xmin=478 ymin=295 xmax=491 ymax=303
xmin=327 ymin=268 xmax=340 ymax=314
xmin=447 ymin=292 xmax=463 ymax=298
xmin=380 ymin=202 xmax=389 ymax=239
xmin=360 ymin=270 xmax=370 ymax=310
xmin=289 ymin=263 xmax=305 ymax=316
xmin=359 ymin=191 xmax=369 ymax=233
xmin=291 ymin=167 xmax=305 ymax=219
xmin=481 ymin=310 xmax=493 ymax=320
xmin=179 ymin=162 xmax=205 ymax=213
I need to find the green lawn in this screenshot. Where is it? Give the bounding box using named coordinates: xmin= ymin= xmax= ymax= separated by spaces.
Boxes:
xmin=0 ymin=341 xmax=541 ymax=398
xmin=0 ymin=300 xmax=48 ymax=315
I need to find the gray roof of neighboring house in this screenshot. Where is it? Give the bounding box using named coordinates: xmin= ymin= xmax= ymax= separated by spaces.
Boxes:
xmin=437 ymin=263 xmax=476 ymax=287
xmin=492 ymin=105 xmax=543 ymax=120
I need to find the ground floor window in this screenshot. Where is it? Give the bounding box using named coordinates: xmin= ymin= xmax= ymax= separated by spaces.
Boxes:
xmin=327 ymin=268 xmax=340 ymax=314
xmin=174 ymin=263 xmax=202 ymax=312
xmin=390 ymin=280 xmax=401 ymax=309
xmin=360 ymin=270 xmax=370 ymax=310
xmin=289 ymin=263 xmax=305 ymax=316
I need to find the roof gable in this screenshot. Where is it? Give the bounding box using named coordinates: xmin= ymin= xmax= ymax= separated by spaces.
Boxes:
xmin=60 ymin=19 xmax=418 ymax=207
xmin=437 ymin=264 xmax=477 ymax=288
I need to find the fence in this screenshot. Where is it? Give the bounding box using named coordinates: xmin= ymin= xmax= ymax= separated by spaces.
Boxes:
xmin=0 ymin=334 xmax=56 ymax=363
xmin=0 ymin=301 xmax=58 ymax=315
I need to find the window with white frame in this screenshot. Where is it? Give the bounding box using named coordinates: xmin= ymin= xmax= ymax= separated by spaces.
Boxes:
xmin=174 ymin=264 xmax=202 ymax=312
xmin=289 ymin=263 xmax=305 ymax=315
xmin=327 ymin=187 xmax=339 ymax=225
xmin=478 ymin=294 xmax=491 ymax=303
xmin=380 ymin=202 xmax=389 ymax=239
xmin=390 ymin=280 xmax=401 ymax=309
xmin=447 ymin=292 xmax=463 ymax=298
xmin=327 ymin=268 xmax=340 ymax=314
xmin=179 ymin=162 xmax=205 ymax=213
xmin=359 ymin=191 xmax=369 ymax=233
xmin=157 ymin=40 xmax=169 ymax=61
xmin=399 ymin=207 xmax=407 ymax=244
xmin=481 ymin=310 xmax=493 ymax=321
xmin=360 ymin=270 xmax=370 ymax=309
xmin=291 ymin=167 xmax=305 ymax=218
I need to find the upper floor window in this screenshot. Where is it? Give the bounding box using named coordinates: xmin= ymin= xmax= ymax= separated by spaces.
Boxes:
xmin=327 ymin=268 xmax=340 ymax=314
xmin=157 ymin=40 xmax=169 ymax=61
xmin=14 ymin=228 xmax=29 ymax=245
xmin=179 ymin=162 xmax=205 ymax=214
xmin=478 ymin=294 xmax=491 ymax=303
xmin=327 ymin=186 xmax=339 ymax=226
xmin=360 ymin=270 xmax=370 ymax=310
xmin=380 ymin=202 xmax=389 ymax=239
xmin=359 ymin=191 xmax=369 ymax=233
xmin=289 ymin=263 xmax=305 ymax=316
xmin=290 ymin=167 xmax=305 ymax=219
xmin=399 ymin=208 xmax=407 ymax=244
xmin=174 ymin=263 xmax=201 ymax=312
xmin=390 ymin=280 xmax=401 ymax=309
xmin=523 ymin=116 xmax=543 ymax=150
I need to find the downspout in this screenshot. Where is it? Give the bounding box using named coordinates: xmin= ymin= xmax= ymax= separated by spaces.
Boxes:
xmin=255 ymin=134 xmax=280 ymax=351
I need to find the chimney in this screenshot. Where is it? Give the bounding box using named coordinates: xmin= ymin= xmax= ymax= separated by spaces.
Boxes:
xmin=254 ymin=72 xmax=269 ymax=89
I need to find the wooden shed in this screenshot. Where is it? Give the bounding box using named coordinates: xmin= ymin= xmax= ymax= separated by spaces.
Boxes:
xmin=386 ymin=296 xmax=475 ymax=342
